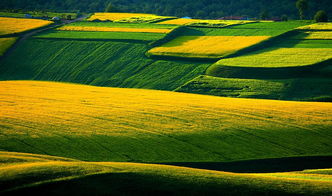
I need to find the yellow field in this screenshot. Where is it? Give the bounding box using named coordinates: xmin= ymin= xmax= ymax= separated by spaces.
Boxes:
xmin=57 ymin=26 xmax=172 ymax=33
xmin=147 ymin=36 xmax=270 ymax=58
xmin=297 ymin=23 xmax=332 ymax=30
xmin=0 ymin=37 xmax=17 ymax=55
xmin=88 ymin=12 xmax=157 ymax=21
xmin=0 ymin=17 xmax=53 ymax=36
xmin=158 ymin=18 xmax=199 ymax=25
xmin=0 ymin=81 xmax=331 ymax=162
xmin=217 ymin=48 xmax=332 ymax=67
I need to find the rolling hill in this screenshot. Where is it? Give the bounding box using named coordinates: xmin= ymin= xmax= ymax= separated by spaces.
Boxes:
xmin=0 ymin=81 xmax=331 ymax=163
xmin=0 ymin=151 xmax=332 ymax=196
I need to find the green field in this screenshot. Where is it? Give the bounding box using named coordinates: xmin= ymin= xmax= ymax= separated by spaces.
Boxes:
xmin=1 ymin=151 xmax=331 ymax=196
xmin=64 ymin=21 xmax=177 ymax=29
xmin=0 ymin=39 xmax=210 ymax=90
xmin=175 ymin=75 xmax=332 ymax=101
xmin=35 ymin=30 xmax=167 ymax=41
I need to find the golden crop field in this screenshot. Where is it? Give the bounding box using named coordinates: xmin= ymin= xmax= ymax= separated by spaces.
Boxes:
xmin=297 ymin=23 xmax=332 ymax=30
xmin=57 ymin=26 xmax=172 ymax=33
xmin=147 ymin=36 xmax=270 ymax=58
xmin=187 ymin=19 xmax=254 ymax=26
xmin=0 ymin=37 xmax=17 ymax=55
xmin=158 ymin=18 xmax=199 ymax=25
xmin=216 ymin=48 xmax=332 ymax=67
xmin=0 ymin=81 xmax=331 ymax=162
xmin=88 ymin=12 xmax=158 ymax=21
xmin=0 ymin=17 xmax=53 ymax=36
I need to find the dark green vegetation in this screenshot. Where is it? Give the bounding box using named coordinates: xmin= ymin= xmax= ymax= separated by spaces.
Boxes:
xmin=1 ymin=0 xmax=331 ymax=20
xmin=178 ymin=21 xmax=311 ymax=36
xmin=0 ymin=39 xmax=210 ymax=90
xmin=1 ymin=152 xmax=331 ymax=196
xmin=0 ymin=11 xmax=77 ymax=19
xmin=175 ymin=75 xmax=332 ymax=101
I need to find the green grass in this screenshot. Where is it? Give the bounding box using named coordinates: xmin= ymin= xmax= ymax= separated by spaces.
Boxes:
xmin=66 ymin=21 xmax=177 ymax=29
xmin=175 ymin=75 xmax=332 ymax=101
xmin=0 ymin=37 xmax=17 ymax=56
xmin=0 ymin=38 xmax=210 ymax=90
xmin=35 ymin=30 xmax=167 ymax=41
xmin=1 ymin=151 xmax=331 ymax=196
xmin=0 ymin=81 xmax=331 ymax=163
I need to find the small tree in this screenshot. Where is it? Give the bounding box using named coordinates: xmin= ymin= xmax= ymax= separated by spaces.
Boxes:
xmin=260 ymin=10 xmax=269 ymax=20
xmin=296 ymin=0 xmax=308 ymax=20
xmin=314 ymin=10 xmax=328 ymax=22
xmin=281 ymin=15 xmax=288 ymax=21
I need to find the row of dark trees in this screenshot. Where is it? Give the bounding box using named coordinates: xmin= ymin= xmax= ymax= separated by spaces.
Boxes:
xmin=0 ymin=0 xmax=330 ymax=20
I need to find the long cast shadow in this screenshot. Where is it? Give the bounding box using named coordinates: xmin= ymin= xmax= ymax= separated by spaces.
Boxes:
xmin=158 ymin=156 xmax=332 ymax=173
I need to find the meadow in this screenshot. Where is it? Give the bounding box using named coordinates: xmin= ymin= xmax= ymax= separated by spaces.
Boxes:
xmin=0 ymin=151 xmax=331 ymax=196
xmin=0 ymin=81 xmax=331 ymax=163
xmin=0 ymin=37 xmax=17 ymax=56
xmin=0 ymin=17 xmax=53 ymax=36
xmin=0 ymin=39 xmax=210 ymax=90
xmin=147 ymin=35 xmax=270 ymax=59
xmin=57 ymin=26 xmax=173 ymax=34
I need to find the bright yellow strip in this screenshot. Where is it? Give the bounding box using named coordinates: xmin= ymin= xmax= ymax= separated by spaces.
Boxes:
xmin=57 ymin=26 xmax=172 ymax=33
xmin=0 ymin=17 xmax=53 ymax=36
xmin=88 ymin=12 xmax=156 ymax=21
xmin=148 ymin=36 xmax=270 ymax=58
xmin=158 ymin=18 xmax=199 ymax=25
xmin=302 ymin=31 xmax=332 ymax=39
xmin=297 ymin=23 xmax=332 ymax=30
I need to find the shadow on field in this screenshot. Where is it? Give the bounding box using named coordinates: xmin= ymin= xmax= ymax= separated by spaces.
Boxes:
xmin=159 ymin=156 xmax=332 ymax=173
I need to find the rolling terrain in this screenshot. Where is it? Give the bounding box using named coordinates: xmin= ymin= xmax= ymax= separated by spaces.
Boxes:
xmin=0 ymin=81 xmax=331 ymax=163
xmin=1 ymin=151 xmax=332 ymax=196
xmin=0 ymin=12 xmax=331 ymax=195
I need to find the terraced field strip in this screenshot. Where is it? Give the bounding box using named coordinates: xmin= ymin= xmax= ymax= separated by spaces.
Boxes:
xmin=0 ymin=81 xmax=331 ymax=162
xmin=0 ymin=152 xmax=331 ymax=195
xmin=35 ymin=30 xmax=166 ymax=41
xmin=88 ymin=12 xmax=175 ymax=23
xmin=158 ymin=18 xmax=199 ymax=25
xmin=186 ymin=19 xmax=255 ymax=27
xmin=0 ymin=37 xmax=17 ymax=56
xmin=175 ymin=75 xmax=332 ymax=101
xmin=0 ymin=17 xmax=53 ymax=36
xmin=147 ymin=35 xmax=270 ymax=59
xmin=213 ymin=48 xmax=332 ymax=68
xmin=297 ymin=23 xmax=332 ymax=30
xmin=57 ymin=26 xmax=172 ymax=33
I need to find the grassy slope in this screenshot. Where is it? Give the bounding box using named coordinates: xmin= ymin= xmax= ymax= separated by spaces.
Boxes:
xmin=175 ymin=75 xmax=332 ymax=101
xmin=0 ymin=38 xmax=210 ymax=90
xmin=0 ymin=152 xmax=331 ymax=196
xmin=0 ymin=81 xmax=331 ymax=163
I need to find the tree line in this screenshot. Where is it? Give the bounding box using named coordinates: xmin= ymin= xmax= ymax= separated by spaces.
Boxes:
xmin=0 ymin=0 xmax=330 ymax=20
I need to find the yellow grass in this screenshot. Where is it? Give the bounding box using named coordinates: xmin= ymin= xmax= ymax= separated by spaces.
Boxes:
xmin=0 ymin=37 xmax=17 ymax=55
xmin=148 ymin=36 xmax=270 ymax=58
xmin=297 ymin=23 xmax=332 ymax=30
xmin=88 ymin=12 xmax=156 ymax=21
xmin=57 ymin=26 xmax=172 ymax=33
xmin=158 ymin=18 xmax=199 ymax=25
xmin=302 ymin=31 xmax=332 ymax=39
xmin=0 ymin=17 xmax=53 ymax=36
